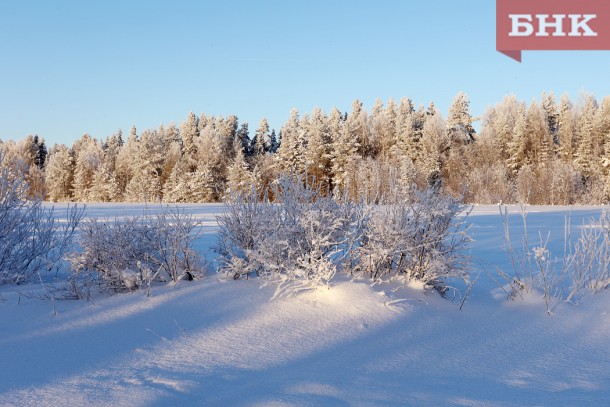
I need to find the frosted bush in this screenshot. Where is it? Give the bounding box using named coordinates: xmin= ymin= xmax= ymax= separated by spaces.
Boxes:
xmin=218 ymin=174 xmax=472 ymax=298
xmin=0 ymin=153 xmax=83 ymax=285
xmin=68 ymin=207 xmax=203 ymax=297
xmin=497 ymin=206 xmax=610 ymax=314
xmin=217 ymin=174 xmax=367 ymax=298
xmin=569 ymin=210 xmax=610 ymax=294
xmin=356 ymin=187 xmax=472 ymax=294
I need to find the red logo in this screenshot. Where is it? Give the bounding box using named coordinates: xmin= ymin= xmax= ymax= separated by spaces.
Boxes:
xmin=497 ymin=0 xmax=610 ymax=62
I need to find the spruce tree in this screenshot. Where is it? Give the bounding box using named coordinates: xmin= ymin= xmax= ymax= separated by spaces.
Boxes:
xmin=447 ymin=92 xmax=476 ymax=142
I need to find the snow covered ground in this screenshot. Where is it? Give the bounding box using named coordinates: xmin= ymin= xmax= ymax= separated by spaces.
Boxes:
xmin=1 ymin=204 xmax=610 ymax=406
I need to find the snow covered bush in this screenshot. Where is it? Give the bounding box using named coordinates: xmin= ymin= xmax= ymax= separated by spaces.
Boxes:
xmin=569 ymin=211 xmax=610 ymax=293
xmin=68 ymin=207 xmax=203 ymax=297
xmin=218 ymin=173 xmax=472 ymax=298
xmin=355 ymin=187 xmax=472 ymax=294
xmin=496 ymin=206 xmax=610 ymax=314
xmin=217 ymin=174 xmax=367 ymax=297
xmin=0 ymin=153 xmax=83 ymax=285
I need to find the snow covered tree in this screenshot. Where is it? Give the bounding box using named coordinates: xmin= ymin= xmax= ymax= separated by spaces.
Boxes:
xmin=89 ymin=164 xmax=122 ymax=202
xmin=346 ymin=99 xmax=371 ymax=158
xmin=380 ymin=98 xmax=398 ymax=157
xmin=252 ymin=118 xmax=271 ymax=156
xmin=162 ymin=160 xmax=187 ymax=203
xmin=115 ymin=126 xmax=139 ymax=193
xmin=482 ymin=95 xmax=519 ymax=160
xmin=599 ymin=97 xmax=610 ymax=173
xmin=527 ymin=101 xmax=553 ymax=166
xmin=331 ymin=121 xmax=359 ymax=195
xmin=541 ymin=91 xmax=559 ymax=143
xmin=124 ymin=172 xmax=161 ymax=202
xmin=269 ymin=129 xmax=279 ymax=153
xmin=420 ymin=111 xmax=448 ymax=186
xmin=304 ymin=107 xmax=332 ymax=193
xmin=557 ymin=94 xmax=575 ymax=162
xmin=103 ymin=130 xmax=123 ymax=174
xmin=159 ymin=139 xmax=182 ymax=189
xmin=277 ymin=109 xmax=305 ymax=174
xmin=72 ymin=135 xmax=104 ymax=201
xmin=395 ymin=97 xmax=419 ymax=162
xmin=180 ymin=111 xmax=199 ymax=159
xmin=574 ymin=95 xmax=599 ymax=177
xmin=187 ymin=165 xmax=216 ymax=202
xmin=236 ymin=123 xmax=250 ymax=156
xmin=227 ymin=138 xmax=253 ymax=197
xmin=44 ymin=144 xmax=74 ymax=202
xmin=447 ymin=92 xmax=476 ymax=143
xmin=123 ymin=129 xmax=165 ymax=202
xmin=506 ymin=104 xmax=529 ymax=175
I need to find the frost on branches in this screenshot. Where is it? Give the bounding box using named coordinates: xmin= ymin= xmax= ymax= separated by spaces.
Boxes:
xmin=68 ymin=207 xmax=203 ymax=298
xmin=217 ymin=174 xmax=366 ymax=298
xmin=217 ymin=173 xmax=472 ymax=298
xmin=0 ymin=152 xmax=83 ymax=285
xmin=356 ymin=187 xmax=472 ymax=295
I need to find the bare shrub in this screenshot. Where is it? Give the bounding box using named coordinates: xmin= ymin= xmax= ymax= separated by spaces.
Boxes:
xmin=355 ymin=187 xmax=472 ymax=295
xmin=0 ymin=153 xmax=83 ymax=285
xmin=217 ymin=174 xmax=367 ymax=298
xmin=495 ymin=206 xmax=610 ymax=314
xmin=218 ymin=174 xmax=472 ymax=299
xmin=569 ymin=211 xmax=610 ymax=294
xmin=68 ymin=207 xmax=203 ymax=298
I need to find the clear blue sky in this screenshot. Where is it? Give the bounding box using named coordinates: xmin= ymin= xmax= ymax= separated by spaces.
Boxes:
xmin=1 ymin=0 xmax=610 ymax=147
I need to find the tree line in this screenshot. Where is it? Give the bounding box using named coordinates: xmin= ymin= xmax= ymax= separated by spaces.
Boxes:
xmin=1 ymin=91 xmax=610 ymax=205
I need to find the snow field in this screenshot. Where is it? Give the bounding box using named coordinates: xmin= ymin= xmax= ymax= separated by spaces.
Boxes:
xmin=1 ymin=204 xmax=609 ymax=406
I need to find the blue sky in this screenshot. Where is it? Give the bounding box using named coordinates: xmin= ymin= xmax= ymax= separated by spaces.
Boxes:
xmin=1 ymin=0 xmax=610 ymax=146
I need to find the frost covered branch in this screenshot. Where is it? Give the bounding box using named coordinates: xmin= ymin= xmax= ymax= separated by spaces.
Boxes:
xmin=0 ymin=152 xmax=84 ymax=285
xmin=68 ymin=207 xmax=203 ymax=297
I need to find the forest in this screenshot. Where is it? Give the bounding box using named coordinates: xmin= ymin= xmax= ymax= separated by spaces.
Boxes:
xmin=1 ymin=91 xmax=610 ymax=205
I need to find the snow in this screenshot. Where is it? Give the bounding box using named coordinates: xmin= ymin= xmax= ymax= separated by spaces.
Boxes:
xmin=1 ymin=204 xmax=610 ymax=406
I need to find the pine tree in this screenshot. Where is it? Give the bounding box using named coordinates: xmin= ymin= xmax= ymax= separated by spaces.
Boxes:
xmin=269 ymin=129 xmax=279 ymax=153
xmin=527 ymin=101 xmax=553 ymax=166
xmin=72 ymin=136 xmax=103 ymax=201
xmin=123 ymin=129 xmax=164 ymax=202
xmin=331 ymin=121 xmax=359 ymax=194
xmin=180 ymin=112 xmax=199 ymax=159
xmin=44 ymin=144 xmax=74 ymax=202
xmin=226 ymin=138 xmax=253 ymax=197
xmin=541 ymin=91 xmax=559 ymax=144
xmin=188 ymin=164 xmax=216 ymax=202
xmin=598 ymin=97 xmax=610 ymax=172
xmin=31 ymin=135 xmax=47 ymax=169
xmin=162 ymin=160 xmax=188 ymax=203
xmin=346 ymin=99 xmax=370 ymax=157
xmin=420 ymin=112 xmax=448 ymax=186
xmin=557 ymin=94 xmax=575 ymax=162
xmin=277 ymin=109 xmax=305 ymax=173
xmin=506 ymin=104 xmax=529 ymax=175
xmin=395 ymin=98 xmax=419 ymax=162
xmin=447 ymin=92 xmax=476 ymax=142
xmin=89 ymin=164 xmax=121 ymax=202
xmin=485 ymin=95 xmax=520 ymax=160
xmin=253 ymin=118 xmax=270 ymax=156
xmin=115 ymin=127 xmax=139 ymax=193
xmin=124 ymin=172 xmax=161 ymax=202
xmin=160 ymin=140 xmax=182 ymax=190
xmin=574 ymin=95 xmax=598 ymax=177
xmin=304 ymin=107 xmax=332 ymax=192
xmin=380 ymin=98 xmax=398 ymax=158
xmin=104 ymin=130 xmax=123 ymax=173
